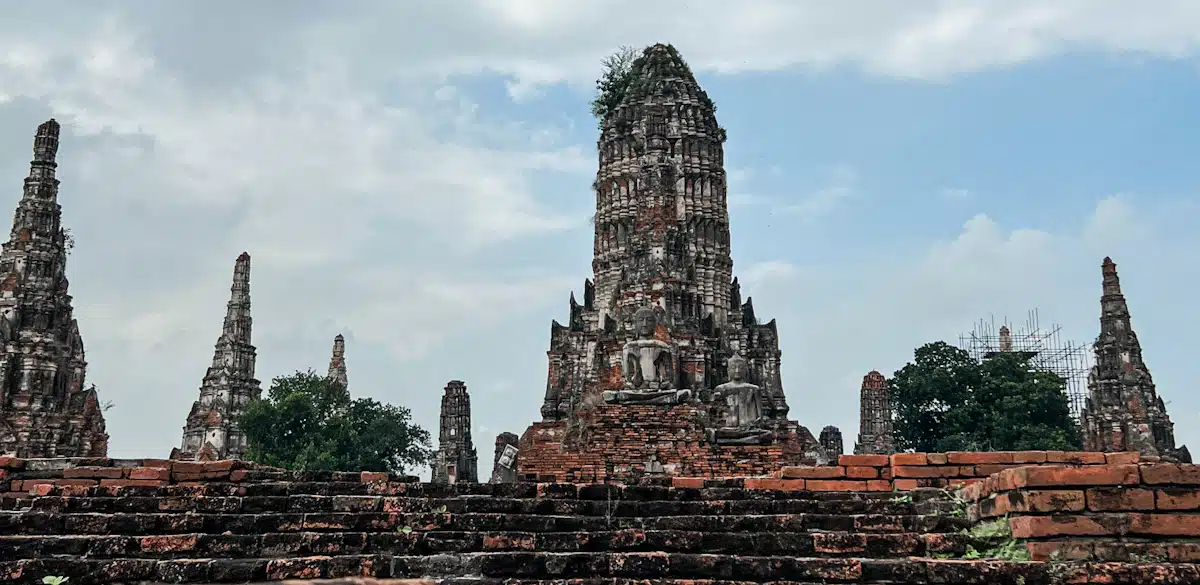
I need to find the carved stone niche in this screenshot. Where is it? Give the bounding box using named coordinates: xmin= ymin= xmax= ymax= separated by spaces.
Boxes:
xmin=707 ymin=354 xmax=773 ymax=446
xmin=603 ymin=305 xmax=691 ymax=406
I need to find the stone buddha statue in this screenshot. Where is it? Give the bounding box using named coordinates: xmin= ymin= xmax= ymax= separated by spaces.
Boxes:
xmin=707 ymin=354 xmax=774 ymax=446
xmin=602 ymin=306 xmax=691 ymax=405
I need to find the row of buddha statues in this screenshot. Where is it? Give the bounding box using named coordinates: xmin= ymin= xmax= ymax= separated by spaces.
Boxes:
xmin=601 ymin=306 xmax=775 ymax=446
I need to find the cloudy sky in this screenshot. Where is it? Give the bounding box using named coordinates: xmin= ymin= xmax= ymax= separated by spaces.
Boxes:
xmin=1 ymin=1 xmax=1197 ymax=471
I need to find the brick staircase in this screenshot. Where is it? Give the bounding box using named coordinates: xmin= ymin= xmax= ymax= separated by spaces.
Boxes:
xmin=0 ymin=459 xmax=1197 ymax=584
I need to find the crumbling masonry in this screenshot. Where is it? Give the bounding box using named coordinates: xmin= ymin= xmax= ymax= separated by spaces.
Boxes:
xmin=854 ymin=370 xmax=895 ymax=455
xmin=1080 ymin=257 xmax=1190 ymax=463
xmin=819 ymin=425 xmax=844 ymax=457
xmin=0 ymin=119 xmax=107 ymax=458
xmin=489 ymin=431 xmax=519 ymax=483
xmin=519 ymin=44 xmax=827 ymax=482
xmin=172 ymin=253 xmax=262 ymax=462
xmin=432 ymin=380 xmax=477 ymax=483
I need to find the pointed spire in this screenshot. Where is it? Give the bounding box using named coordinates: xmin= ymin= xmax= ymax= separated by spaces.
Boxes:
xmin=1101 ymin=256 xmax=1122 ymax=297
xmin=23 ymin=119 xmax=60 ymax=201
xmin=222 ymin=252 xmax=252 ymax=344
xmin=328 ymin=334 xmax=348 ymax=391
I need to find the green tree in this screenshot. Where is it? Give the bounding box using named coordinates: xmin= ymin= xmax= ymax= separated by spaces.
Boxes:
xmin=890 ymin=342 xmax=1081 ymax=452
xmin=590 ymin=45 xmax=640 ymax=124
xmin=240 ymin=370 xmax=432 ymax=473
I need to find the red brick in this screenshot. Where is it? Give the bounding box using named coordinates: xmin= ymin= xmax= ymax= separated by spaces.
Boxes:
xmin=1140 ymin=463 xmax=1200 ymax=486
xmin=893 ymin=479 xmax=920 ymax=491
xmin=866 ymin=480 xmax=892 ymax=491
xmin=974 ymin=463 xmax=1024 ymax=476
xmin=129 ymin=467 xmax=170 ymax=481
xmin=229 ymin=470 xmax=249 ymax=482
xmin=1129 ymin=513 xmax=1200 ymax=537
xmin=140 ymin=459 xmax=173 ymax=469
xmin=55 ymin=479 xmax=98 ymax=487
xmin=202 ymin=461 xmax=234 ymax=472
xmin=926 ymin=453 xmax=948 ymax=465
xmin=140 ymin=535 xmax=199 ymax=553
xmin=62 ymin=466 xmax=123 ymax=480
xmin=1086 ymin=487 xmax=1155 ymax=511
xmin=744 ymin=478 xmax=805 ymax=491
xmin=482 ymin=533 xmax=536 ymax=550
xmin=1010 ymin=451 xmax=1048 ymax=464
xmin=996 ymin=464 xmax=1139 ymax=491
xmin=671 ymin=477 xmax=705 ymax=489
xmin=813 ymin=532 xmax=866 ymax=554
xmin=1024 ymin=541 xmax=1094 ymax=562
xmin=1000 ymin=489 xmax=1085 ymax=514
xmin=171 ymin=461 xmax=207 ymax=474
xmin=806 ymin=479 xmax=868 ymax=491
xmin=838 ymin=454 xmax=888 ymax=467
xmin=360 ymin=471 xmax=389 ymax=483
xmin=779 ymin=466 xmax=845 ymax=479
xmin=28 ymin=484 xmax=54 ymax=496
xmin=1105 ymin=452 xmax=1141 ymax=465
xmin=0 ymin=457 xmax=24 ymax=470
xmin=1047 ymin=451 xmax=1106 ymax=464
xmin=891 ymin=453 xmax=928 ymax=466
xmin=845 ymin=466 xmax=879 ymax=479
xmin=1156 ymin=488 xmax=1200 ymax=510
xmin=946 ymin=451 xmax=1014 ymax=465
xmin=892 ymin=465 xmax=967 ymax=479
xmin=1009 ymin=514 xmax=1129 ymax=538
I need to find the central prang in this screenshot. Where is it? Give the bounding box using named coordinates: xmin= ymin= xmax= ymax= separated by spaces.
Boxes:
xmin=602 ymin=305 xmax=691 ymax=405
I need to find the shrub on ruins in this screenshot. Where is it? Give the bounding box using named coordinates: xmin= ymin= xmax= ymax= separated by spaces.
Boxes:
xmin=890 ymin=342 xmax=1081 ymax=452
xmin=591 ymin=45 xmax=641 ymax=123
xmin=239 ymin=370 xmax=433 ymax=473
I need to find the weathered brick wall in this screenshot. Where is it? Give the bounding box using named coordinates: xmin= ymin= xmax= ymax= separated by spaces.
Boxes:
xmin=662 ymin=451 xmax=1142 ymax=492
xmin=961 ymin=461 xmax=1200 ymax=562
xmin=517 ymin=404 xmax=820 ymax=482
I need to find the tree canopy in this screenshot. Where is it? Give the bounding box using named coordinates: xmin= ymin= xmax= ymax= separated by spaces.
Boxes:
xmin=890 ymin=341 xmax=1081 ymax=452
xmin=240 ymin=370 xmax=432 ymax=474
xmin=590 ymin=45 xmax=640 ymax=124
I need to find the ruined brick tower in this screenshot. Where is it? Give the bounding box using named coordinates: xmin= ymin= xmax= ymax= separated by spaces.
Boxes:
xmin=1080 ymin=257 xmax=1189 ymax=463
xmin=328 ymin=334 xmax=347 ymax=390
xmin=432 ymin=380 xmax=478 ymax=483
xmin=819 ymin=426 xmax=844 ymax=457
xmin=172 ymin=253 xmax=261 ymax=461
xmin=0 ymin=119 xmax=108 ymax=458
xmin=519 ymin=44 xmax=826 ymax=482
xmin=489 ymin=431 xmax=520 ymax=484
xmin=854 ymin=370 xmax=895 ymax=455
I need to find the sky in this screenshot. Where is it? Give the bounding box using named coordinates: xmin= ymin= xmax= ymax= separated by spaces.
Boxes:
xmin=0 ymin=1 xmax=1197 ymax=473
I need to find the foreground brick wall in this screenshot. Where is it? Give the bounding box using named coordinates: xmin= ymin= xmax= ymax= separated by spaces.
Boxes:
xmin=962 ymin=461 xmax=1200 ymax=562
xmin=518 ymin=404 xmax=821 ymax=483
xmin=668 ymin=450 xmax=1142 ymax=492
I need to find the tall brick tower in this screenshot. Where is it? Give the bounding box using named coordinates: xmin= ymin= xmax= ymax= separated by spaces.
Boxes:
xmin=1080 ymin=257 xmax=1189 ymax=462
xmin=173 ymin=252 xmax=261 ymax=461
xmin=854 ymin=371 xmax=895 ymax=455
xmin=432 ymin=380 xmax=478 ymax=483
xmin=519 ymin=44 xmax=826 ymax=482
xmin=0 ymin=119 xmax=108 ymax=458
xmin=328 ymin=334 xmax=348 ymax=391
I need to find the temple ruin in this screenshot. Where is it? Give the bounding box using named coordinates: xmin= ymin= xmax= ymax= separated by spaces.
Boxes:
xmin=517 ymin=44 xmax=827 ymax=482
xmin=854 ymin=370 xmax=895 ymax=455
xmin=431 ymin=380 xmax=478 ymax=483
xmin=489 ymin=431 xmax=519 ymax=483
xmin=171 ymin=252 xmax=262 ymax=462
xmin=327 ymin=334 xmax=348 ymax=390
xmin=1080 ymin=257 xmax=1190 ymax=463
xmin=0 ymin=119 xmax=108 ymax=458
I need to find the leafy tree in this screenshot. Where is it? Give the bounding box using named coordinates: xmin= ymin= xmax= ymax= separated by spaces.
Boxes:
xmin=240 ymin=370 xmax=432 ymax=473
xmin=890 ymin=342 xmax=1081 ymax=452
xmin=590 ymin=45 xmax=640 ymax=124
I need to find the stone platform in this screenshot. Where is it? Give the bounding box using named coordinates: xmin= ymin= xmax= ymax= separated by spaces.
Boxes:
xmin=518 ymin=404 xmax=824 ymax=483
xmin=1 ymin=455 xmax=1199 ymax=584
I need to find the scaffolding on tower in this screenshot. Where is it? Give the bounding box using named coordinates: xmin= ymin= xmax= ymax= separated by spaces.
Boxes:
xmin=957 ymin=309 xmax=1091 ymax=422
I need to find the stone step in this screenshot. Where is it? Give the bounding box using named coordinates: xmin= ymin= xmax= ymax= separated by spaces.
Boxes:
xmin=0 ymin=530 xmax=975 ymax=559
xmin=0 ymin=511 xmax=970 ymax=535
xmin=5 ymin=481 xmax=928 ymax=501
xmin=4 ymin=553 xmax=1194 ymax=585
xmin=17 ymin=494 xmax=924 ymax=516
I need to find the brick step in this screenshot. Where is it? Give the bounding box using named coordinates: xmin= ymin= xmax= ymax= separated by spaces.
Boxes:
xmin=0 ymin=530 xmax=976 ymax=559
xmin=19 ymin=494 xmax=924 ymax=516
xmin=5 ymin=554 xmax=1198 ymax=585
xmin=6 ymin=553 xmax=1184 ymax=585
xmin=0 ymin=511 xmax=971 ymax=535
xmin=6 ymin=481 xmax=927 ymax=501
